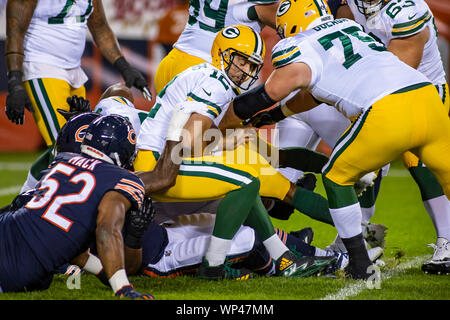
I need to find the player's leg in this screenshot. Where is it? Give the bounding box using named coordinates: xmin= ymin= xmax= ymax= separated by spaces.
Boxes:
xmin=322 ymin=93 xmax=418 ymax=278
xmin=154 ymin=48 xmax=206 ymax=94
xmin=232 ymin=141 xmax=334 ymax=225
xmin=412 ymin=85 xmax=450 ymax=274
xmin=21 ymin=79 xmax=85 ymax=192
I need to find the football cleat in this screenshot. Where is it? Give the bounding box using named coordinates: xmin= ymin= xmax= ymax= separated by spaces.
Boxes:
xmin=363 ymin=223 xmax=388 ymax=249
xmin=325 ymin=246 xmax=383 ymax=274
xmin=275 ymin=251 xmax=336 ymax=278
xmin=197 ymin=258 xmax=254 ymax=280
xmin=289 ymin=227 xmax=314 ymax=245
xmin=422 ymin=238 xmax=450 ymax=275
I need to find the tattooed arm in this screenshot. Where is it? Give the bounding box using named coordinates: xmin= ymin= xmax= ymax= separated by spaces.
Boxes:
xmin=5 ymin=0 xmax=38 ymax=72
xmin=87 ymin=0 xmax=123 ymax=64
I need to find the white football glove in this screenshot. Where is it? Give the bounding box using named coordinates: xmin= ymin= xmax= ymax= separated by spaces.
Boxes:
xmin=354 ymin=172 xmax=377 ymax=197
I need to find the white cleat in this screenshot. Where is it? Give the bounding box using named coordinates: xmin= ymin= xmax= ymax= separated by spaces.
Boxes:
xmin=422 ymin=238 xmax=450 ymax=275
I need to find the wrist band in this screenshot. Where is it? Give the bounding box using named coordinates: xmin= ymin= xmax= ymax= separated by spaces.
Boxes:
xmin=280 ymin=103 xmax=295 ymax=117
xmin=82 ymin=253 xmax=104 ymax=275
xmin=5 ymin=52 xmax=24 ymax=56
xmin=109 ymin=269 xmax=130 ymax=293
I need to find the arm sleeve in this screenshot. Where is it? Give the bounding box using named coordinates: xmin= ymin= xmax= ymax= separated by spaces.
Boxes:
xmin=390 ymin=2 xmax=431 ymax=39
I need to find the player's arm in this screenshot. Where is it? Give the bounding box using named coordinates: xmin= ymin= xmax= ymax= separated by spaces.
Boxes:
xmin=95 ymin=190 xmax=154 ymax=299
xmin=4 ymin=0 xmax=37 ymax=125
xmin=387 ymin=28 xmax=429 ymax=69
xmin=5 ymin=0 xmax=37 ymax=71
xmin=87 ymin=0 xmax=122 ymax=64
xmin=253 ymin=2 xmax=281 ymax=29
xmin=136 ymin=141 xmax=180 ymax=195
xmin=219 ymin=62 xmax=312 ymax=129
xmin=88 ymin=0 xmax=151 ymax=100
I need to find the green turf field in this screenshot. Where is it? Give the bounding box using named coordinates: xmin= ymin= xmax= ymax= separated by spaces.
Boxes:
xmin=0 ymin=151 xmax=448 ymax=301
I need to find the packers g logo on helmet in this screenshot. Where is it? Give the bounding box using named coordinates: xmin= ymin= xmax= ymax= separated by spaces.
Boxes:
xmin=276 ymin=0 xmax=333 ymax=38
xmin=277 ymin=0 xmax=291 ymax=17
xmin=222 ymin=26 xmax=240 ymax=39
xmin=211 ymin=25 xmax=265 ymax=90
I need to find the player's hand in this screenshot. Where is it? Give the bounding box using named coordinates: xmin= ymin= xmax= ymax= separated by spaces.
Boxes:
xmin=5 ymin=71 xmax=34 ymax=125
xmin=113 ymin=56 xmax=152 ymax=101
xmin=243 ymin=106 xmax=286 ymax=128
xmin=354 ymin=172 xmax=377 ymax=197
xmin=57 ymin=95 xmax=92 ymax=120
xmin=115 ymin=285 xmax=155 ymax=300
xmin=124 ymin=197 xmax=155 ymax=249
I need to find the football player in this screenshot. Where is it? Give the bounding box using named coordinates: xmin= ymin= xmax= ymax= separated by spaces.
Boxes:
xmin=223 ymin=0 xmax=450 ymax=279
xmin=5 ymin=0 xmax=150 ymax=198
xmin=136 ymin=25 xmax=336 ymax=280
xmin=328 ymin=0 xmax=450 ymax=275
xmin=0 ymin=115 xmax=157 ymax=298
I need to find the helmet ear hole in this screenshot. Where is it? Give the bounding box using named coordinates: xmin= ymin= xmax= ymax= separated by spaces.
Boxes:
xmin=290 ymin=25 xmax=297 ymax=35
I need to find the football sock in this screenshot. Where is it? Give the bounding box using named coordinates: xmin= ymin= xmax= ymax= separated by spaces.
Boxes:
xmin=323 ymin=176 xmax=362 ymax=239
xmin=206 ymin=179 xmax=260 ymax=266
xmin=244 ymin=195 xmax=278 ymax=241
xmin=290 ymin=186 xmax=334 ymax=225
xmin=204 ymin=236 xmax=232 ymax=267
xmin=409 ymin=165 xmax=445 ymax=201
xmin=423 ymin=195 xmax=450 ymax=240
xmin=212 ymin=179 xmax=259 ymax=240
xmin=409 ymin=166 xmax=450 ymax=240
xmin=21 ymin=147 xmax=53 ymax=193
xmin=262 ymin=234 xmax=288 ymax=261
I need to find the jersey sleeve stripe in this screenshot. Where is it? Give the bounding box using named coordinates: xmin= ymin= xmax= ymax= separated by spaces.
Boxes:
xmin=187 ymin=93 xmax=222 ymax=114
xmin=391 ymin=12 xmax=431 ymax=36
xmin=272 ymin=49 xmax=301 ymax=68
xmin=186 ymin=96 xmax=219 ymax=118
xmin=120 ymin=178 xmax=145 ymax=191
xmin=114 ymin=184 xmax=143 ymax=206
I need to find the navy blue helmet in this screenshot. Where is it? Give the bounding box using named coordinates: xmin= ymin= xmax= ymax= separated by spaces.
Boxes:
xmin=80 ymin=114 xmax=137 ymax=169
xmin=55 ymin=112 xmax=101 ymax=154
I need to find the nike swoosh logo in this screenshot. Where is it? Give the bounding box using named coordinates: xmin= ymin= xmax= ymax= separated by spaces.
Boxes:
xmin=408 ymin=13 xmax=417 ymax=20
xmin=202 ymin=88 xmax=212 ymax=96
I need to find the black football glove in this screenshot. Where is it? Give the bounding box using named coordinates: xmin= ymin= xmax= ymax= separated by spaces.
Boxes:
xmin=5 ymin=71 xmax=34 ymax=125
xmin=124 ymin=197 xmax=155 ymax=249
xmin=243 ymin=105 xmax=286 ymax=128
xmin=57 ymin=95 xmax=92 ymax=120
xmin=113 ymin=56 xmax=152 ymax=101
xmin=115 ymin=285 xmax=155 ymax=300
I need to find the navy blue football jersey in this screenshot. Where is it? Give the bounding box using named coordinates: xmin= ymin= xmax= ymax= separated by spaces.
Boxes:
xmin=4 ymin=152 xmax=145 ymax=276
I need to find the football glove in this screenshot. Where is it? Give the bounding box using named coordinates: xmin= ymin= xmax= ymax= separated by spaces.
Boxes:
xmin=115 ymin=285 xmax=155 ymax=300
xmin=5 ymin=70 xmax=34 ymax=125
xmin=113 ymin=56 xmax=152 ymax=101
xmin=124 ymin=197 xmax=155 ymax=249
xmin=57 ymin=96 xmax=92 ymax=120
xmin=354 ymin=172 xmax=377 ymax=197
xmin=243 ymin=106 xmax=286 ymax=128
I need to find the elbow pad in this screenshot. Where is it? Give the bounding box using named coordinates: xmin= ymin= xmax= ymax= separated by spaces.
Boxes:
xmin=233 ymin=83 xmax=276 ymax=120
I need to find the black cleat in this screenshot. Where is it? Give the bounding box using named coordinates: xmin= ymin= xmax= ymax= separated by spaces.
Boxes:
xmin=197 ymin=258 xmax=253 ymax=280
xmin=275 ymin=251 xmax=336 ymax=278
xmin=289 ymin=227 xmax=314 ymax=245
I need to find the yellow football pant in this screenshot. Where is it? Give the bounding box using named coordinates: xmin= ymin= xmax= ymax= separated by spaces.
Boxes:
xmin=134 ymin=142 xmax=291 ymax=202
xmin=402 ymin=82 xmax=449 ymax=168
xmin=24 ymin=78 xmax=86 ymax=146
xmin=323 ymin=83 xmax=450 ymax=199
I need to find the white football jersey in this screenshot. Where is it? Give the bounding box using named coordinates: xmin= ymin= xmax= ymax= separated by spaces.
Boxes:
xmin=138 ymin=63 xmax=238 ymax=153
xmin=271 ymin=18 xmax=430 ymax=118
xmin=93 ymin=96 xmax=147 ymax=137
xmin=24 ymin=0 xmax=94 ymax=69
xmin=347 ymin=0 xmax=446 ymax=85
xmin=174 ymin=0 xmax=277 ymax=62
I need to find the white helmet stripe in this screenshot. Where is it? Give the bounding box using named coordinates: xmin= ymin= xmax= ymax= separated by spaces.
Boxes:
xmin=250 ymin=28 xmax=264 ymax=62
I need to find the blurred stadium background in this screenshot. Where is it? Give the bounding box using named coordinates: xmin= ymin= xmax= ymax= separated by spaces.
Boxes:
xmin=0 ymin=0 xmax=448 ymax=154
